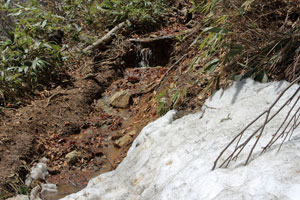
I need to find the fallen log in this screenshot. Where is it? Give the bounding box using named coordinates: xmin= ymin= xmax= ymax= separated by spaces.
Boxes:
xmin=129 ymin=35 xmax=177 ymax=43
xmin=129 ymin=26 xmax=201 ymax=44
xmin=83 ymin=20 xmax=131 ymax=53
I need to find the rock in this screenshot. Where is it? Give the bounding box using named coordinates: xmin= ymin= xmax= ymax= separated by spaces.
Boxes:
xmin=65 ymin=151 xmax=82 ymax=165
xmin=48 ymin=167 xmax=60 ymax=175
xmin=96 ymin=98 xmax=130 ymax=119
xmin=128 ymin=130 xmax=137 ymax=136
xmin=114 ymin=130 xmax=136 ymax=148
xmin=173 ymin=110 xmax=191 ymax=120
xmin=30 ymin=163 xmax=48 ymax=180
xmin=30 ymin=185 xmax=42 ymax=200
xmin=109 ymin=90 xmax=132 ymax=108
xmin=111 ymin=132 xmax=123 ymax=140
xmin=41 ymin=183 xmax=58 ymax=195
xmin=61 ymin=123 xmax=81 ymax=136
xmin=26 ymin=161 xmax=49 ymax=186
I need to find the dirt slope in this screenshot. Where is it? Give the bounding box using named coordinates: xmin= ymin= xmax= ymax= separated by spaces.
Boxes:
xmin=0 ymin=2 xmax=206 ymax=199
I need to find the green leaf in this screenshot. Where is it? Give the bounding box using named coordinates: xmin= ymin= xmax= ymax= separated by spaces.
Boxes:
xmin=237 ymin=62 xmax=249 ymax=69
xmin=203 ymin=58 xmax=220 ymax=72
xmin=24 ymin=66 xmax=29 ymax=73
xmin=8 ymin=31 xmax=15 ymax=43
xmin=9 ymin=10 xmax=22 ymax=16
xmin=225 ymin=44 xmax=243 ymax=61
xmin=34 ymin=41 xmax=41 ymax=49
xmin=32 ymin=58 xmax=38 ymax=70
xmin=41 ymin=19 xmax=47 ymax=28
xmin=43 ymin=43 xmax=52 ymax=48
xmin=5 ymin=0 xmax=11 ymax=8
xmin=234 ymin=74 xmax=243 ymax=81
xmin=210 ymin=0 xmax=220 ymax=10
xmin=203 ymin=27 xmax=230 ymax=34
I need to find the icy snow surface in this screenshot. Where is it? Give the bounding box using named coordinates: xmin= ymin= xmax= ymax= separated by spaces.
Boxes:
xmin=62 ymin=79 xmax=300 ymax=200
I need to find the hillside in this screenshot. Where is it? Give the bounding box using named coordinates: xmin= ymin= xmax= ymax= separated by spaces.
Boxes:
xmin=1 ymin=0 xmax=300 ymax=199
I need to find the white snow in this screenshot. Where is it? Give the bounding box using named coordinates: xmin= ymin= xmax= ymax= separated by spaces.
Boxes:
xmin=25 ymin=157 xmax=49 ymax=186
xmin=61 ymin=79 xmax=300 ymax=200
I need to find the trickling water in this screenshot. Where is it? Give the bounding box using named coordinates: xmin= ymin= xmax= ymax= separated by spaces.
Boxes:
xmin=136 ymin=45 xmax=152 ymax=68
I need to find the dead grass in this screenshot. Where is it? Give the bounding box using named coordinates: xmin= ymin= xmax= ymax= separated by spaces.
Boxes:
xmin=222 ymin=0 xmax=300 ymax=81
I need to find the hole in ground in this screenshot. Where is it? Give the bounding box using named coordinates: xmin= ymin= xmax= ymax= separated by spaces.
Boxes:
xmin=123 ymin=38 xmax=174 ymax=68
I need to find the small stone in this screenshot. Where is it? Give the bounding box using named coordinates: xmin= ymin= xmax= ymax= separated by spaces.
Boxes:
xmin=149 ymin=34 xmax=157 ymax=38
xmin=29 ymin=162 xmax=48 ymax=181
xmin=41 ymin=183 xmax=57 ymax=194
xmin=30 ymin=185 xmax=41 ymax=200
xmin=109 ymin=90 xmax=132 ymax=108
xmin=48 ymin=167 xmax=60 ymax=175
xmin=111 ymin=132 xmax=123 ymax=140
xmin=65 ymin=151 xmax=82 ymax=165
xmin=128 ymin=130 xmax=137 ymax=137
xmin=114 ymin=130 xmax=136 ymax=148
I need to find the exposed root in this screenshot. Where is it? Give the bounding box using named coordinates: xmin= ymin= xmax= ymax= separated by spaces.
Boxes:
xmin=44 ymin=93 xmax=67 ymax=108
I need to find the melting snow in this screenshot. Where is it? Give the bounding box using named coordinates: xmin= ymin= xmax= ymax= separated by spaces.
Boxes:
xmin=61 ymin=79 xmax=300 ymax=200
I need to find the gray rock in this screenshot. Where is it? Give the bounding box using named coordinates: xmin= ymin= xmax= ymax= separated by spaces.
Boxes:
xmin=30 ymin=185 xmax=42 ymax=200
xmin=65 ymin=151 xmax=82 ymax=165
xmin=26 ymin=162 xmax=49 ymax=186
xmin=109 ymin=90 xmax=132 ymax=108
xmin=41 ymin=183 xmax=58 ymax=195
xmin=114 ymin=130 xmax=136 ymax=148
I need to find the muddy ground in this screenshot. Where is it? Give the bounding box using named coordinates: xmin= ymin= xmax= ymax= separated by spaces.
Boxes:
xmin=0 ymin=56 xmax=163 ymax=199
xmin=0 ymin=3 xmax=208 ymax=199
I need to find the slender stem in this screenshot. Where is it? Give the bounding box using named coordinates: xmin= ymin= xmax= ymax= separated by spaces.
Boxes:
xmin=212 ymin=77 xmax=300 ymax=170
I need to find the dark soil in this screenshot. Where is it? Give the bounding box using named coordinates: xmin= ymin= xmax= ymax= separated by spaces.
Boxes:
xmin=0 ymin=63 xmax=121 ymax=198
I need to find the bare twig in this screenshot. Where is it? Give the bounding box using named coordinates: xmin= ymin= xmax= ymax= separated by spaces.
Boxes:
xmin=212 ymin=77 xmax=300 ymax=170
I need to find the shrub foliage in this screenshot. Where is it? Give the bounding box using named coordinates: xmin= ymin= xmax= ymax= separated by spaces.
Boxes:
xmin=0 ymin=0 xmax=64 ymax=106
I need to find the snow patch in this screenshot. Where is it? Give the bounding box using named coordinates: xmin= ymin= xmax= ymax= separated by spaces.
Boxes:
xmin=61 ymin=79 xmax=300 ymax=200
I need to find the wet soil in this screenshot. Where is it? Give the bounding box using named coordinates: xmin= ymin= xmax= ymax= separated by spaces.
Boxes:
xmin=0 ymin=37 xmax=173 ymax=200
xmin=0 ymin=2 xmax=205 ymax=199
xmin=0 ymin=64 xmax=120 ymax=198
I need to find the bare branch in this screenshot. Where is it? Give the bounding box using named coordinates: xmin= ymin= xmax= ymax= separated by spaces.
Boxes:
xmin=212 ymin=77 xmax=300 ymax=170
xmin=83 ymin=20 xmax=131 ymax=53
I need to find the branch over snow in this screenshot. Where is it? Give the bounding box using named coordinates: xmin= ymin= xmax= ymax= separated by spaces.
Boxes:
xmin=212 ymin=77 xmax=300 ymax=170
